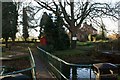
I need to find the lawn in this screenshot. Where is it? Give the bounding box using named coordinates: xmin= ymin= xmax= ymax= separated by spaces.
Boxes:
xmin=52 ymin=42 xmax=104 ymax=64
xmin=52 ymin=41 xmax=120 ymax=78
xmin=1 ymin=42 xmax=37 ymax=56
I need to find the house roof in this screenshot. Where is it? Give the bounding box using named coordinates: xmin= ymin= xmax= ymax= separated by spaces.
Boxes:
xmin=80 ymin=22 xmax=97 ymax=31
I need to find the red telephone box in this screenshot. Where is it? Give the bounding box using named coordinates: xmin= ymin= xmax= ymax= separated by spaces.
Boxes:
xmin=40 ymin=36 xmax=47 ymax=46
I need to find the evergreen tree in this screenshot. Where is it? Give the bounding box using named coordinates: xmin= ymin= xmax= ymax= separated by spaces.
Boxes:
xmin=2 ymin=2 xmax=18 ymax=47
xmin=54 ymin=15 xmax=70 ymax=50
xmin=40 ymin=12 xmax=70 ymax=50
xmin=22 ymin=8 xmax=29 ymax=42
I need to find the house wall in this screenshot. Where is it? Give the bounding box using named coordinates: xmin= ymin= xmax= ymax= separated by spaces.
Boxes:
xmin=77 ymin=22 xmax=97 ymax=41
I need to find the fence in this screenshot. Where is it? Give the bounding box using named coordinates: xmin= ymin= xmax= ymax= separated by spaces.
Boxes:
xmin=37 ymin=46 xmax=93 ymax=80
xmin=0 ymin=47 xmax=36 ymax=80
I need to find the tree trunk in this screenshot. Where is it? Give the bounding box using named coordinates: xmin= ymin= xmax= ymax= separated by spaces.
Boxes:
xmin=71 ymin=33 xmax=77 ymax=49
xmin=12 ymin=38 xmax=15 ymax=44
xmin=25 ymin=38 xmax=27 ymax=42
xmin=5 ymin=38 xmax=8 ymax=48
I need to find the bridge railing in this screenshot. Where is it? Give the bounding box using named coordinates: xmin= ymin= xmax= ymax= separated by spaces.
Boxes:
xmin=28 ymin=47 xmax=36 ymax=80
xmin=37 ymin=46 xmax=93 ymax=80
xmin=0 ymin=47 xmax=36 ymax=80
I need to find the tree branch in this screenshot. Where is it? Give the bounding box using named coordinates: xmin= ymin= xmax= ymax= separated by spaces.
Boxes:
xmin=34 ymin=0 xmax=56 ymax=13
xmin=59 ymin=1 xmax=71 ymax=26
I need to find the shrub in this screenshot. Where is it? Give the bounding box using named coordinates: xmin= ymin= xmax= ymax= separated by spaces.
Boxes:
xmin=111 ymin=39 xmax=120 ymax=50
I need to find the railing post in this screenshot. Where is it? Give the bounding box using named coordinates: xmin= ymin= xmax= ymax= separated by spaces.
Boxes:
xmin=28 ymin=47 xmax=37 ymax=80
xmin=37 ymin=47 xmax=69 ymax=80
xmin=90 ymin=65 xmax=91 ymax=80
xmin=32 ymin=66 xmax=36 ymax=80
xmin=72 ymin=66 xmax=77 ymax=80
xmin=60 ymin=61 xmax=62 ymax=80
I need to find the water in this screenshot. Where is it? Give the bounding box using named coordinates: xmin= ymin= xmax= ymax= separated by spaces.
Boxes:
xmin=61 ymin=65 xmax=95 ymax=80
xmin=70 ymin=68 xmax=95 ymax=80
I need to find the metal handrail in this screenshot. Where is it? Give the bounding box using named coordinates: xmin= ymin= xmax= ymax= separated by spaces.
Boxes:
xmin=0 ymin=66 xmax=6 ymax=75
xmin=37 ymin=46 xmax=120 ymax=80
xmin=28 ymin=47 xmax=36 ymax=80
xmin=37 ymin=46 xmax=69 ymax=80
xmin=2 ymin=67 xmax=34 ymax=76
xmin=49 ymin=62 xmax=69 ymax=80
xmin=37 ymin=46 xmax=93 ymax=80
xmin=0 ymin=47 xmax=36 ymax=80
xmin=37 ymin=46 xmax=92 ymax=67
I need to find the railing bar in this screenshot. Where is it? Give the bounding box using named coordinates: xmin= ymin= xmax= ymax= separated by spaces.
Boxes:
xmin=1 ymin=47 xmax=36 ymax=80
xmin=37 ymin=46 xmax=120 ymax=80
xmin=2 ymin=67 xmax=34 ymax=76
xmin=0 ymin=68 xmax=5 ymax=75
xmin=0 ymin=66 xmax=6 ymax=68
xmin=37 ymin=47 xmax=93 ymax=67
xmin=28 ymin=47 xmax=36 ymax=67
xmin=28 ymin=47 xmax=36 ymax=80
xmin=37 ymin=47 xmax=71 ymax=65
xmin=49 ymin=62 xmax=69 ymax=80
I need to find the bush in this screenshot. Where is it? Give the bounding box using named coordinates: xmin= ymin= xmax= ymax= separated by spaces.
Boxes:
xmin=96 ymin=39 xmax=120 ymax=51
xmin=54 ymin=29 xmax=70 ymax=50
xmin=111 ymin=39 xmax=120 ymax=50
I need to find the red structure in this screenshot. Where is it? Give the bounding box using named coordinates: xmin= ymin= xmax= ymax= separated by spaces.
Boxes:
xmin=40 ymin=36 xmax=47 ymax=46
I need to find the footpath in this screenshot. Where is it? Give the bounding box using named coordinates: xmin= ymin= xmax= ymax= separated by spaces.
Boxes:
xmin=32 ymin=48 xmax=56 ymax=80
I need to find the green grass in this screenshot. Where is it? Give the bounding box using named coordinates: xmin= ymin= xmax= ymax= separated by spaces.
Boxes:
xmin=54 ymin=49 xmax=86 ymax=56
xmin=2 ymin=52 xmax=13 ymax=57
xmin=1 ymin=43 xmax=37 ymax=57
xmin=118 ymin=75 xmax=120 ymax=80
xmin=53 ymin=42 xmax=96 ymax=59
xmin=77 ymin=41 xmax=93 ymax=46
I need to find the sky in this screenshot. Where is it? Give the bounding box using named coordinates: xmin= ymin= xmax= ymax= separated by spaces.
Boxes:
xmin=16 ymin=0 xmax=120 ymax=38
xmin=93 ymin=0 xmax=119 ymax=34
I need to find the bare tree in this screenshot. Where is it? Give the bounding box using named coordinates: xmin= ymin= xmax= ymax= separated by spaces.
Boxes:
xmin=34 ymin=0 xmax=118 ymax=48
xmin=2 ymin=2 xmax=18 ymax=47
xmin=114 ymin=1 xmax=120 ymax=16
xmin=114 ymin=1 xmax=120 ymax=34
